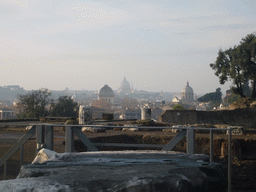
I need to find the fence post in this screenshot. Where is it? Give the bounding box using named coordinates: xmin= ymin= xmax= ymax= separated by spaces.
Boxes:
xmin=187 ymin=127 xmax=195 ymax=154
xmin=228 ymin=128 xmax=232 ymax=192
xmin=65 ymin=126 xmax=74 ymax=152
xmin=45 ymin=126 xmax=54 ymax=150
xmin=20 ymin=144 xmax=24 ymax=166
xmin=3 ymin=161 xmax=7 ymax=180
xmin=210 ymin=129 xmax=213 ymax=162
xmin=36 ymin=125 xmax=45 ymax=154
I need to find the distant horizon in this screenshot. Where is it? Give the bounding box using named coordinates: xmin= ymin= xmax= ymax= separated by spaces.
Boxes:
xmin=0 ymin=83 xmax=227 ymax=97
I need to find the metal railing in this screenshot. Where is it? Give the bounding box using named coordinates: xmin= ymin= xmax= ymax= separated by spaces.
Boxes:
xmin=0 ymin=123 xmax=235 ymax=192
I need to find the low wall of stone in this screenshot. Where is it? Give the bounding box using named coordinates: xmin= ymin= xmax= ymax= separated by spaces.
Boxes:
xmin=159 ymin=110 xmax=197 ymax=124
xmin=159 ymin=109 xmax=256 ymax=126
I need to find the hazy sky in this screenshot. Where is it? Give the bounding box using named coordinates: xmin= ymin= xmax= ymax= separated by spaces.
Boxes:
xmin=1 ymin=0 xmax=256 ymax=94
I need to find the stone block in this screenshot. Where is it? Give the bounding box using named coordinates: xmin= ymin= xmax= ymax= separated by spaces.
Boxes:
xmin=0 ymin=150 xmax=227 ymax=192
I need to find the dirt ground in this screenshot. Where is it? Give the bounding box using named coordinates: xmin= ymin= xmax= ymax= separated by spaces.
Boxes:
xmin=0 ymin=127 xmax=256 ymax=191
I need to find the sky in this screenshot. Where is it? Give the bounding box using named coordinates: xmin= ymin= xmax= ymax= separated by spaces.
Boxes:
xmin=1 ymin=0 xmax=256 ymax=95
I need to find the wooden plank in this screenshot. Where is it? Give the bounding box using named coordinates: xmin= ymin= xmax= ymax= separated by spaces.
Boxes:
xmin=161 ymin=129 xmax=186 ymax=151
xmin=0 ymin=126 xmax=36 ymax=167
xmin=45 ymin=126 xmax=54 ymax=150
xmin=65 ymin=126 xmax=74 ymax=152
xmin=94 ymin=143 xmax=165 ymax=148
xmin=73 ymin=127 xmax=98 ymax=151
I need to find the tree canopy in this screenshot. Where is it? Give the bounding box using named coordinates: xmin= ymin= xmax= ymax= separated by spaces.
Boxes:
xmin=198 ymin=88 xmax=222 ymax=104
xmin=210 ymin=33 xmax=256 ymax=98
xmin=172 ymin=104 xmax=185 ymax=110
xmin=17 ymin=90 xmax=78 ymax=118
xmin=51 ymin=96 xmax=78 ymax=117
xmin=17 ymin=89 xmax=51 ymax=118
xmin=224 ymin=92 xmax=240 ymax=104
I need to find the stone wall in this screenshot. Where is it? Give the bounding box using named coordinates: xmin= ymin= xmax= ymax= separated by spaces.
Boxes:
xmin=159 ymin=110 xmax=197 ymax=124
xmin=159 ymin=109 xmax=256 ymax=126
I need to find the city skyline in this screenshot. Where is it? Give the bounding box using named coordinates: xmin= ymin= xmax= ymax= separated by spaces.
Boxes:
xmin=1 ymin=0 xmax=256 ymax=94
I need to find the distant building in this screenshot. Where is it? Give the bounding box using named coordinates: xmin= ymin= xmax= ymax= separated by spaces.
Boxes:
xmin=181 ymin=82 xmax=194 ymax=102
xmin=141 ymin=106 xmax=151 ymax=120
xmin=91 ymin=106 xmax=106 ymax=119
xmin=0 ymin=85 xmax=25 ymax=101
xmin=172 ymin=96 xmax=180 ymax=103
xmin=152 ymin=107 xmax=164 ymax=121
xmin=118 ymin=77 xmax=132 ymax=95
xmin=118 ymin=108 xmax=141 ymax=120
xmin=0 ymin=108 xmax=15 ymax=119
xmin=79 ymin=105 xmax=92 ymax=124
xmin=98 ymin=85 xmax=114 ymax=104
xmin=196 ymin=103 xmax=208 ymax=111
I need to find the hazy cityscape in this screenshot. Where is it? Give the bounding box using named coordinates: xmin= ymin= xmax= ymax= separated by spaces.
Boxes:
xmin=1 ymin=1 xmax=256 ymax=191
xmin=0 ymin=75 xmax=230 ymax=121
xmin=1 ymin=0 xmax=254 ymax=121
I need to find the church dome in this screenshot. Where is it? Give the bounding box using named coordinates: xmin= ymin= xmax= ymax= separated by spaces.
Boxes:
xmin=182 ymin=82 xmax=193 ymax=94
xmin=118 ymin=77 xmax=131 ymax=94
xmin=99 ymin=85 xmax=114 ymax=97
xmin=181 ymin=82 xmax=194 ymax=102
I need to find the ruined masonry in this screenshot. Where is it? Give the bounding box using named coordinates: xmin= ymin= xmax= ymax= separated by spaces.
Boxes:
xmin=0 ymin=149 xmax=227 ymax=192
